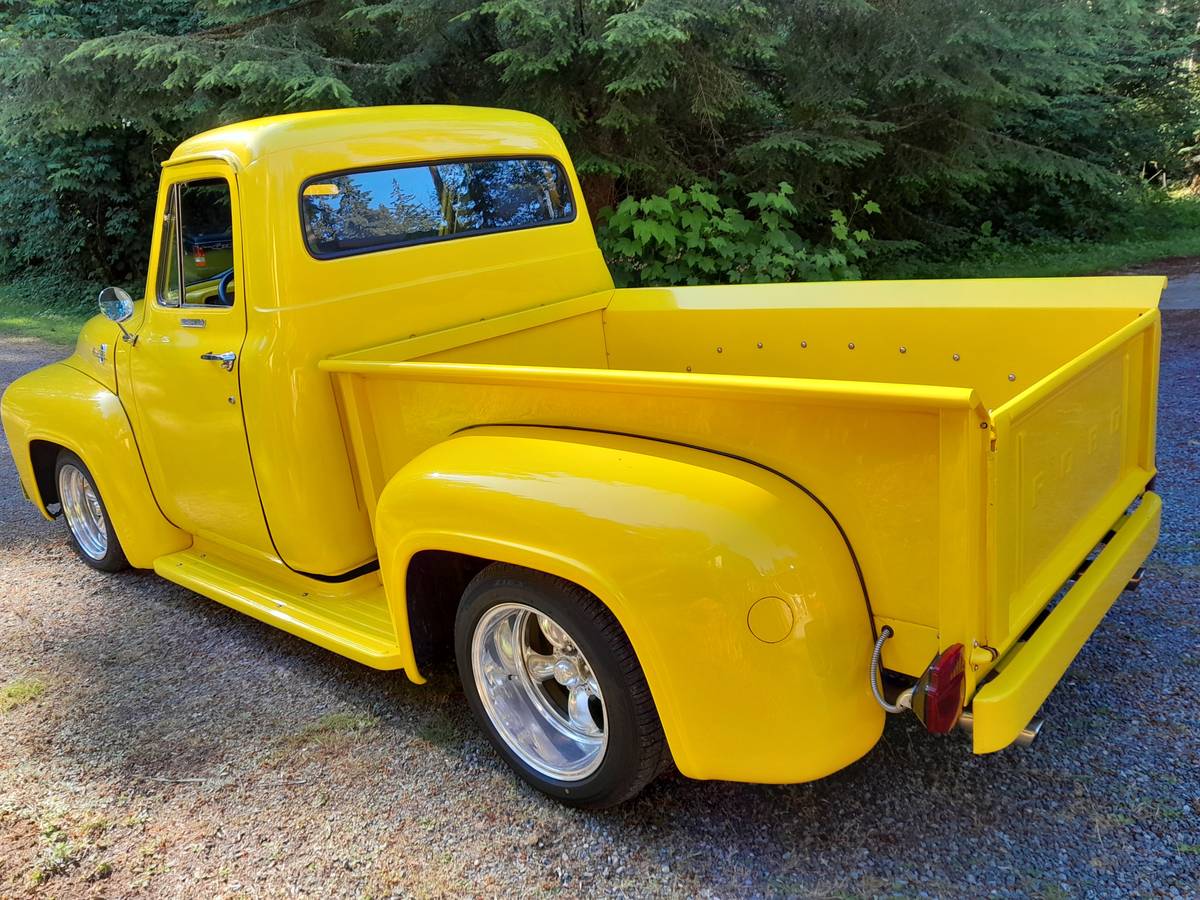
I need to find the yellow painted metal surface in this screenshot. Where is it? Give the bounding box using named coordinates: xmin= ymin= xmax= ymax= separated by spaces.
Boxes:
xmin=120 ymin=159 xmax=274 ymax=560
xmin=0 ymin=106 xmax=1166 ymax=784
xmin=747 ymin=596 xmax=796 ymax=644
xmin=155 ymin=540 xmax=404 ymax=669
xmin=68 ymin=314 xmax=119 ymax=394
xmin=971 ymin=492 xmax=1161 ymax=753
xmin=323 ymin=339 xmax=990 ymax=694
xmin=604 ymin=280 xmax=1160 ymax=410
xmin=987 ymin=312 xmax=1160 ymax=657
xmin=0 ymin=363 xmax=189 ymax=567
xmin=372 ymin=426 xmax=884 ymax=782
xmin=215 ymin=107 xmax=613 ymax=577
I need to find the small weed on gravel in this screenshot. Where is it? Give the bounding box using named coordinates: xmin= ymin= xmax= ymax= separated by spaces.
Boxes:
xmin=0 ymin=676 xmax=44 ymax=711
xmin=289 ymin=710 xmax=380 ymax=750
xmin=80 ymin=815 xmax=109 ymax=839
xmin=29 ymin=820 xmax=80 ymax=886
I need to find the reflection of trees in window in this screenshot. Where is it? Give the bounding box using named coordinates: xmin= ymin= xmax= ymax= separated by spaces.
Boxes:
xmin=302 ymin=158 xmax=574 ymax=254
xmin=431 ymin=160 xmax=569 ymax=234
xmin=390 ymin=179 xmax=441 ymax=237
xmin=540 ymin=164 xmax=565 ymax=218
xmin=330 ymin=176 xmax=396 ymax=241
xmin=429 ymin=166 xmax=458 ymax=236
xmin=307 ymin=176 xmax=408 ymax=248
xmin=181 ymin=182 xmax=232 ymax=234
xmin=180 ymin=180 xmax=233 ymax=251
xmin=303 ymin=191 xmax=339 ymax=249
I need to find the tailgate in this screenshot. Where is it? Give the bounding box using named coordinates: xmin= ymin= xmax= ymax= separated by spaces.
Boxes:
xmin=971 ymin=491 xmax=1160 ymax=752
xmin=987 ymin=307 xmax=1160 ymax=653
xmin=969 ymin=304 xmax=1161 ymax=752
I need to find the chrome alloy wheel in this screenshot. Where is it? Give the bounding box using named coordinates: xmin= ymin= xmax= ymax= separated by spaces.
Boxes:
xmin=471 ymin=602 xmax=608 ymax=780
xmin=57 ymin=463 xmax=108 ymax=561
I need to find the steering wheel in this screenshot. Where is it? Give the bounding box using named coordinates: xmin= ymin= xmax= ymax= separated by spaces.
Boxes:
xmin=216 ymin=267 xmax=235 ymax=306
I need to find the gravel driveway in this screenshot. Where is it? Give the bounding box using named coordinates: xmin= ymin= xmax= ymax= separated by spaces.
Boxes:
xmin=0 ymin=311 xmax=1197 ymax=898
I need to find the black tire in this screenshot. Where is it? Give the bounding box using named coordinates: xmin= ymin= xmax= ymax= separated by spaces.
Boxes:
xmin=53 ymin=449 xmax=129 ymax=573
xmin=455 ymin=562 xmax=670 ymax=808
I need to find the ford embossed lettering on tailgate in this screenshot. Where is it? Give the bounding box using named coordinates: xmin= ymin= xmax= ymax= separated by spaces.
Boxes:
xmin=989 ymin=313 xmax=1158 ymax=652
xmin=1015 ymin=353 xmax=1126 ymax=617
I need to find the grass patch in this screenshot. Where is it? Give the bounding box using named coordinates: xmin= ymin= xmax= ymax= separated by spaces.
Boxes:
xmin=80 ymin=816 xmax=110 ymax=839
xmin=871 ymin=194 xmax=1200 ymax=280
xmin=286 ymin=710 xmax=380 ymax=751
xmin=0 ymin=295 xmax=90 ymax=345
xmin=417 ymin=710 xmax=462 ymax=747
xmin=0 ymin=277 xmax=93 ymax=345
xmin=1 ymin=677 xmax=45 ymax=712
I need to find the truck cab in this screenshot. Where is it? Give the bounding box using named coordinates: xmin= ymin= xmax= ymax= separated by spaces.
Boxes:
xmin=2 ymin=107 xmax=1163 ymax=807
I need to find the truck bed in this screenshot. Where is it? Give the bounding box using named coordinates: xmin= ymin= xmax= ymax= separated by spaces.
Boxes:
xmin=320 ymin=276 xmax=1162 ymax=706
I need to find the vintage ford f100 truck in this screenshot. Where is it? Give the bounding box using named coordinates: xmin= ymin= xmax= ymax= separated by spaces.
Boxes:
xmin=2 ymin=107 xmax=1162 ymax=807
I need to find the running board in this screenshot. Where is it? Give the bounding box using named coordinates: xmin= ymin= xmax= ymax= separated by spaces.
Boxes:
xmin=154 ymin=548 xmax=406 ymax=669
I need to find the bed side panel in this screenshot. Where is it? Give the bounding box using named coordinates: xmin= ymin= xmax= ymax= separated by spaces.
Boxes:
xmin=327 ymin=364 xmax=986 ymax=676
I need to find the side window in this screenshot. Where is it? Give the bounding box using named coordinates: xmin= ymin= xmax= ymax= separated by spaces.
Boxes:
xmin=156 ymin=187 xmax=181 ymax=307
xmin=179 ymin=179 xmax=236 ymax=307
xmin=300 ymin=157 xmax=575 ymax=258
xmin=156 ymin=177 xmax=236 ymax=308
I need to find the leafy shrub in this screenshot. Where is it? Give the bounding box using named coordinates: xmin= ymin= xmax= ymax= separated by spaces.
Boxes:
xmin=599 ymin=181 xmax=880 ymax=286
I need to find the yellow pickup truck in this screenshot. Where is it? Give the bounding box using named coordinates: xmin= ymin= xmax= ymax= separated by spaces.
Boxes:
xmin=2 ymin=107 xmax=1162 ymax=808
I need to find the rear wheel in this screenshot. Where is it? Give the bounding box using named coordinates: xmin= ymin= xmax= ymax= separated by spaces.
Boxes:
xmin=455 ymin=563 xmax=669 ymax=808
xmin=54 ymin=449 xmax=128 ymax=573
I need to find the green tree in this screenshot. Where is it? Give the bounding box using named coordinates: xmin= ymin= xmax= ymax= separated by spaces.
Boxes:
xmin=0 ymin=0 xmax=1197 ymax=289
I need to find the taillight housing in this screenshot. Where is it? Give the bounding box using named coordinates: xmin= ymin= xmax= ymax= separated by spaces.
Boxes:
xmin=910 ymin=643 xmax=966 ymax=734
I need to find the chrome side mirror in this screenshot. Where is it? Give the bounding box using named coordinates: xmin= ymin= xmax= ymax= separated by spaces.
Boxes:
xmin=98 ymin=287 xmax=137 ymax=345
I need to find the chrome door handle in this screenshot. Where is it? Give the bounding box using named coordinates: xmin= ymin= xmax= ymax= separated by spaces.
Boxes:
xmin=200 ymin=351 xmax=237 ymax=372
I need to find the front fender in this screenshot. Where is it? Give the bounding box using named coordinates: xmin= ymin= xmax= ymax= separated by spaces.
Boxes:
xmin=1 ymin=362 xmax=189 ymax=567
xmin=374 ymin=425 xmax=883 ymax=783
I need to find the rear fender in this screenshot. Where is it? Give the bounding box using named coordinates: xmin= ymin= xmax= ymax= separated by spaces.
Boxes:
xmin=1 ymin=362 xmax=189 ymax=567
xmin=374 ymin=425 xmax=883 ymax=783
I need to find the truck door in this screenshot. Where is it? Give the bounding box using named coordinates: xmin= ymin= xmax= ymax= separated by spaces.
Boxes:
xmin=124 ymin=162 xmax=273 ymax=556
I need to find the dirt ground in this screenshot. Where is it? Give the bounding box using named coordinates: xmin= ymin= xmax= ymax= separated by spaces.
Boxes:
xmin=1114 ymin=256 xmax=1200 ymax=309
xmin=0 ymin=301 xmax=1197 ymax=897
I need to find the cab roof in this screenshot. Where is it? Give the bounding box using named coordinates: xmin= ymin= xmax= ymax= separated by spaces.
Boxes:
xmin=166 ymin=106 xmax=566 ymax=171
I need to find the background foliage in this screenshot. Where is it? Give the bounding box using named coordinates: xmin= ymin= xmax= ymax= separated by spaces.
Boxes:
xmin=601 ymin=181 xmax=879 ymax=286
xmin=0 ymin=0 xmax=1198 ymax=302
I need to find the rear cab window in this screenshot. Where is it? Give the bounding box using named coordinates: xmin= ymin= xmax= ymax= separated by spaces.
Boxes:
xmin=300 ymin=157 xmax=575 ymax=259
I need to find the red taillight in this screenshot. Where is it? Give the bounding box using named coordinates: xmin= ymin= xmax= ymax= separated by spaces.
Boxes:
xmin=912 ymin=643 xmax=966 ymax=734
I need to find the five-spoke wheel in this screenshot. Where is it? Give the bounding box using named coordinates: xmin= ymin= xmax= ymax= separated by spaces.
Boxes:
xmin=456 ymin=563 xmax=669 ymax=808
xmin=472 ymin=602 xmax=608 ymax=780
xmin=54 ymin=449 xmax=128 ymax=572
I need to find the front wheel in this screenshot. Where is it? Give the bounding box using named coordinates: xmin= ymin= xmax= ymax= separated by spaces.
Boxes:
xmin=455 ymin=563 xmax=669 ymax=808
xmin=55 ymin=449 xmax=128 ymax=573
